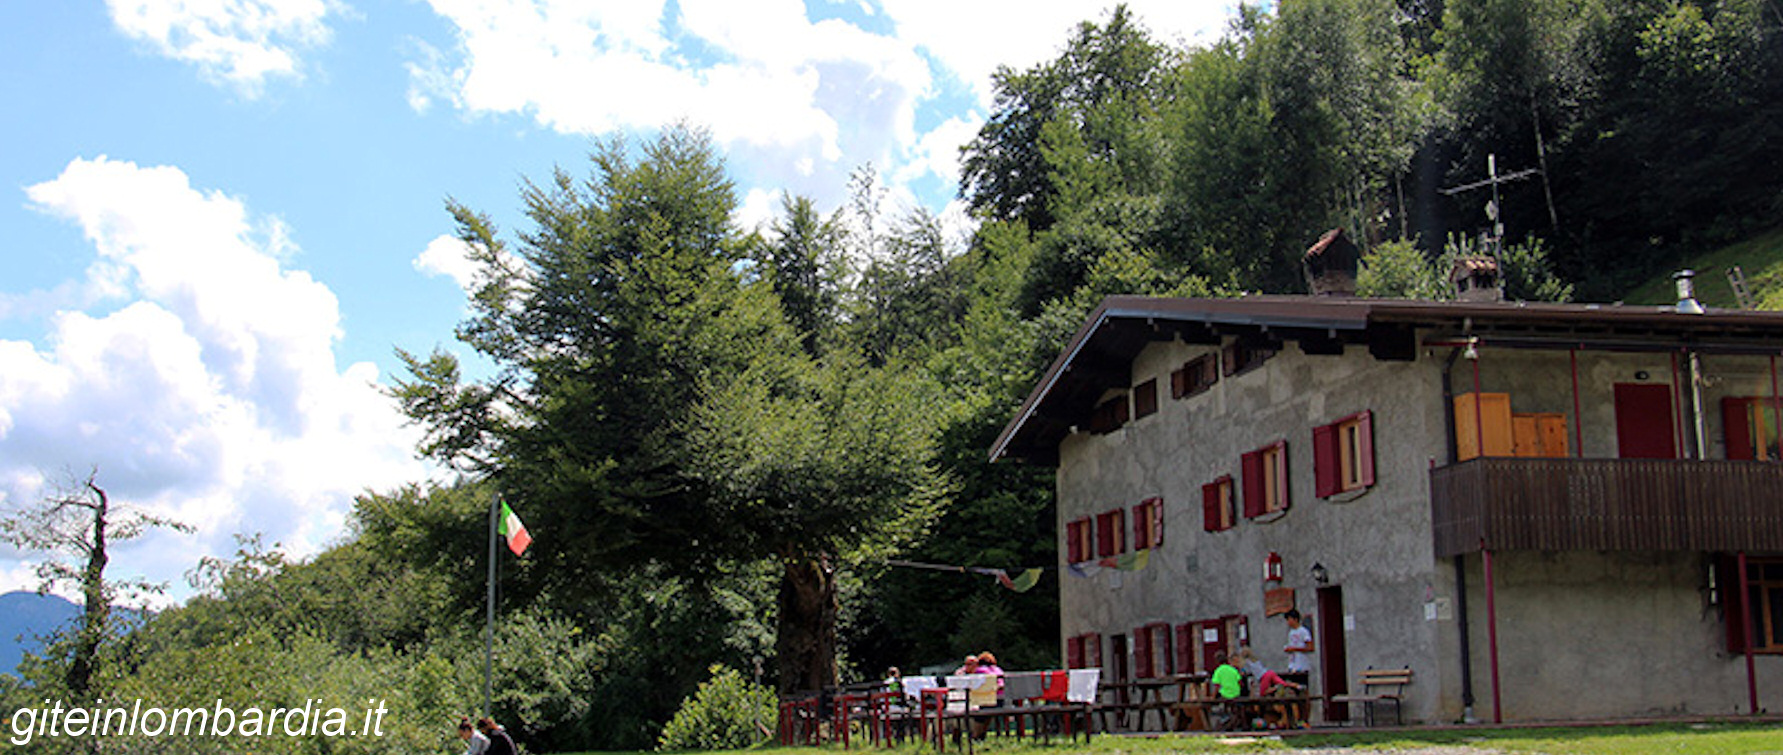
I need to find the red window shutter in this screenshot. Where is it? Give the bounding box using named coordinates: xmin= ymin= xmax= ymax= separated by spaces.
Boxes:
xmin=1171 ymin=367 xmax=1187 ymax=399
xmin=1242 ymin=450 xmax=1266 ymax=518
xmin=1067 ymin=635 xmax=1084 ymax=669
xmin=1313 ymin=422 xmax=1339 ymax=497
xmin=1087 ymin=633 xmax=1102 ymax=668
xmin=1202 ymin=482 xmax=1221 ymax=531
xmin=1141 ymin=628 xmax=1155 ymax=678
xmin=1724 ymin=397 xmax=1755 ymax=460
xmin=1114 ymin=509 xmax=1127 ymax=553
xmin=1357 ymin=411 xmax=1376 ymax=487
xmin=1718 ymin=555 xmax=1748 ymax=653
xmin=1174 ymin=623 xmax=1194 ymax=673
xmin=1131 ymin=502 xmax=1146 ymax=550
xmin=1134 ymin=379 xmax=1158 ymax=418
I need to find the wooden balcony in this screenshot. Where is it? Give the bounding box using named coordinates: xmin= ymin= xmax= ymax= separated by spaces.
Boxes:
xmin=1429 ymin=458 xmax=1783 ymax=558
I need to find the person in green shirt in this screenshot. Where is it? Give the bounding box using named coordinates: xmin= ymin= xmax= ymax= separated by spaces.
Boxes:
xmin=1210 ymin=651 xmax=1243 ymax=699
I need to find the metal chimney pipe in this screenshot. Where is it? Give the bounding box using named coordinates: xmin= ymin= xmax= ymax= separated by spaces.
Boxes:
xmin=1675 ymin=270 xmax=1705 ymax=314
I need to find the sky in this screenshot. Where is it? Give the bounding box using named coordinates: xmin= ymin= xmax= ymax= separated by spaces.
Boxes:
xmin=0 ymin=0 xmax=1236 ymax=607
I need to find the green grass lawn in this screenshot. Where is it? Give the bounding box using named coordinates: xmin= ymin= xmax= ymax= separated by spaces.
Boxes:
xmin=1620 ymin=227 xmax=1783 ymax=309
xmin=563 ymin=720 xmax=1783 ymax=755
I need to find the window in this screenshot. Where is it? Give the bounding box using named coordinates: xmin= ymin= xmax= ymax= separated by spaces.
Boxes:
xmin=1223 ymin=339 xmax=1277 ymax=377
xmin=1723 ymin=397 xmax=1783 ymax=461
xmin=1133 ymin=379 xmax=1159 ymax=419
xmin=1089 ymin=395 xmax=1130 ymax=434
xmin=1131 ymin=497 xmax=1164 ymax=549
xmin=1066 ymin=632 xmax=1102 ymax=669
xmin=1065 ymin=517 xmax=1093 ymax=564
xmin=1242 ymin=440 xmax=1290 ymax=517
xmin=1722 ymin=556 xmax=1783 ymax=653
xmin=1096 ymin=508 xmax=1127 ymax=558
xmin=1314 ymin=411 xmax=1375 ymax=497
xmin=1171 ymin=354 xmax=1219 ymax=399
xmin=1133 ymin=621 xmax=1173 ymax=678
xmin=1201 ymin=476 xmax=1236 ymax=532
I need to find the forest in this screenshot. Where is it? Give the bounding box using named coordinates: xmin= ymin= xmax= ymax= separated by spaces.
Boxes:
xmin=3 ymin=1 xmax=1780 ymax=752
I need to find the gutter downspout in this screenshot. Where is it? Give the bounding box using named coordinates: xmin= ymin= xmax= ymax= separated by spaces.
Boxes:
xmin=1484 ymin=544 xmax=1502 ymax=724
xmin=1688 ymin=351 xmax=1708 ymax=459
xmin=1440 ymin=348 xmax=1477 ymax=721
xmin=1570 ymin=348 xmax=1583 ymax=456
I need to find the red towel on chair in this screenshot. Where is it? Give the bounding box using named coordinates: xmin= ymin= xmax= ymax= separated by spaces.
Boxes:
xmin=1042 ymin=670 xmax=1069 ymax=702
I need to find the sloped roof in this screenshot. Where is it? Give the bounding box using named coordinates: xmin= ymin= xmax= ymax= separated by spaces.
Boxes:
xmin=990 ymin=294 xmax=1783 ymax=465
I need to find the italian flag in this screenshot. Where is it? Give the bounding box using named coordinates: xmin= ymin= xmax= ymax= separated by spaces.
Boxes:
xmin=499 ymin=501 xmax=532 ymax=556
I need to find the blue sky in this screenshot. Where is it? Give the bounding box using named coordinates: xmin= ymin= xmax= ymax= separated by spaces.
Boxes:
xmin=0 ymin=0 xmax=1232 ymax=604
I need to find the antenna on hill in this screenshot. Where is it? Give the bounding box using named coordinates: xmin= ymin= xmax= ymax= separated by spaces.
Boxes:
xmin=1728 ymin=266 xmax=1755 ymax=310
xmin=1440 ymin=153 xmax=1541 ymax=254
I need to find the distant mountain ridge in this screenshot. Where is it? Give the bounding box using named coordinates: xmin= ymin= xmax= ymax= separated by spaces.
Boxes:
xmin=0 ymin=591 xmax=80 ymax=676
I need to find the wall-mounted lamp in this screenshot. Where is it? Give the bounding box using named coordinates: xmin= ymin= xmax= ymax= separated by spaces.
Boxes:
xmin=1310 ymin=562 xmax=1330 ymax=585
xmin=1635 ymin=370 xmax=1650 ymax=381
xmin=1264 ymin=551 xmax=1284 ymax=583
xmin=1462 ymin=337 xmax=1479 ymax=361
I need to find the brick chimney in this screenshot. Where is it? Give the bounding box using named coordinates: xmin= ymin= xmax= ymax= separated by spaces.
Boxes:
xmin=1449 ymin=255 xmax=1502 ymax=302
xmin=1303 ymin=228 xmax=1359 ymax=296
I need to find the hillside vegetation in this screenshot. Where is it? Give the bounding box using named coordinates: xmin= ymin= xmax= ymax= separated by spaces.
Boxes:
xmin=1621 ymin=228 xmax=1783 ymax=309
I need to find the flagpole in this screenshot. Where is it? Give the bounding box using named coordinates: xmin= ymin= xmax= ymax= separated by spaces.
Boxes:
xmin=485 ymin=493 xmax=498 ymax=717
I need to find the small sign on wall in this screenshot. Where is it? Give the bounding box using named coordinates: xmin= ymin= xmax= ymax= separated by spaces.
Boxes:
xmin=1264 ymin=587 xmax=1295 ymax=617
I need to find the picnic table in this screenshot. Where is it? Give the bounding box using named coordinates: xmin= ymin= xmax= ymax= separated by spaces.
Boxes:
xmin=924 ymin=670 xmax=1099 ymax=752
xmin=1173 ymin=691 xmax=1320 ymax=731
xmin=1096 ymin=674 xmax=1206 ymax=732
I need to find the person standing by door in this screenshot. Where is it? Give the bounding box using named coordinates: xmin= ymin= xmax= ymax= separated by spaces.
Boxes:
xmin=1281 ymin=609 xmax=1314 ymax=690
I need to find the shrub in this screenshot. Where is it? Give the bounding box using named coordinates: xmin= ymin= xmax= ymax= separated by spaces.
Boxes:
xmin=656 ymin=665 xmax=774 ymax=751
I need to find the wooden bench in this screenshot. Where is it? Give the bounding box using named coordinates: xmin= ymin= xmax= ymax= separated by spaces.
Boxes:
xmin=1328 ymin=667 xmax=1412 ymax=727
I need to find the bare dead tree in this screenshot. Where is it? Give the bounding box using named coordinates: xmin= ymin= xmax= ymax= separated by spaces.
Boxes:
xmin=0 ymin=468 xmax=190 ymax=696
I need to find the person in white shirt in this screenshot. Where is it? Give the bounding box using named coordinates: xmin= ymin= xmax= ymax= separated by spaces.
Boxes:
xmin=1282 ymin=609 xmax=1314 ymax=688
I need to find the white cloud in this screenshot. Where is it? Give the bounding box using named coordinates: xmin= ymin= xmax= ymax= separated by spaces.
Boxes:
xmin=413 ymin=234 xmax=481 ymax=291
xmin=1 ymin=157 xmax=431 ymax=605
xmin=896 ymin=115 xmax=981 ymax=189
xmin=406 ymin=1 xmax=1232 ymax=240
xmin=105 ymin=0 xmax=337 ymax=95
xmin=733 ymin=188 xmax=780 ymax=234
xmin=409 ymin=0 xmax=930 ymax=163
xmin=880 ymin=1 xmax=1233 ymax=106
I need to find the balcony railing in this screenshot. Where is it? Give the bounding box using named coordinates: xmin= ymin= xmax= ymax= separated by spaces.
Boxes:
xmin=1429 ymin=457 xmax=1783 ymax=557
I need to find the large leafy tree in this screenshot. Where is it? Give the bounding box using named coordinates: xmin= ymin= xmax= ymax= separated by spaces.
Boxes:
xmin=394 ymin=125 xmax=943 ymax=693
xmin=959 ymin=4 xmax=1173 ymax=234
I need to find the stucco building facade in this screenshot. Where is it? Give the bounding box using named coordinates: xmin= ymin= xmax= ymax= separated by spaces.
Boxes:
xmin=993 ymin=289 xmax=1783 ymax=724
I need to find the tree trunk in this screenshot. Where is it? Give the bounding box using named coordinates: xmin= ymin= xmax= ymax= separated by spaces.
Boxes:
xmin=1530 ymin=93 xmax=1560 ymax=232
xmin=70 ymin=482 xmax=109 ymax=697
xmin=775 ymin=554 xmax=838 ymax=695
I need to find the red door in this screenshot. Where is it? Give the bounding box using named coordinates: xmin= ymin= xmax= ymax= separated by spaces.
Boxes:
xmin=1199 ymin=620 xmax=1228 ymax=676
xmin=1614 ymin=383 xmax=1678 ymax=459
